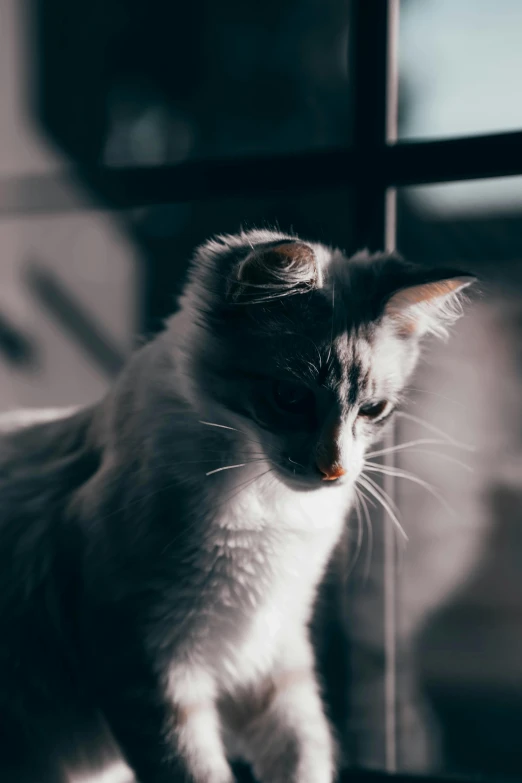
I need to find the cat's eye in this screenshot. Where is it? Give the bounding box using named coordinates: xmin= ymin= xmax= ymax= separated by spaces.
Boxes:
xmin=272 ymin=380 xmax=315 ymax=415
xmin=358 ymin=400 xmax=390 ymax=420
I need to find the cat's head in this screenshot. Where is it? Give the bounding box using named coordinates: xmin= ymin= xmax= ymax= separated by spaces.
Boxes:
xmin=174 ymin=230 xmax=474 ymax=492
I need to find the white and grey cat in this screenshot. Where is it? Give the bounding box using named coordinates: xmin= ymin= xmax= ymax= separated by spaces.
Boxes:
xmin=0 ymin=229 xmax=473 ymax=783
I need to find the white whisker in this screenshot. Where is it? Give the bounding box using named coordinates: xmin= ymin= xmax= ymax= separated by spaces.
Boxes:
xmin=206 ymin=463 xmax=248 ymax=476
xmin=395 ymin=411 xmax=475 ymax=450
xmin=362 ymin=473 xmax=400 ymax=514
xmin=406 ymin=386 xmax=463 ymax=407
xmin=168 ymin=458 xmax=265 ymax=466
xmin=374 ymin=447 xmax=473 ymax=472
xmin=348 ymin=490 xmax=364 ymax=576
xmin=366 ymin=437 xmax=474 ymax=460
xmin=358 ymin=475 xmax=408 ymax=542
xmin=330 ymin=279 xmax=336 ymax=349
xmin=351 ymin=486 xmax=375 ymax=582
xmin=357 ymin=485 xmax=377 ymax=510
xmin=199 ymin=419 xmax=263 ymax=448
xmin=357 ymin=486 xmax=374 ymax=581
xmin=199 ymin=420 xmax=239 ymax=432
xmin=214 ymin=467 xmax=275 ymax=510
xmin=162 ymin=467 xmax=275 ymax=555
xmin=364 ymin=462 xmax=455 ymax=517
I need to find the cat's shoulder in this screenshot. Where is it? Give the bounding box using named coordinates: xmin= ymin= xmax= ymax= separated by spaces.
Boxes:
xmin=0 ymin=404 xmax=98 ymax=479
xmin=0 ymin=406 xmax=80 ymax=434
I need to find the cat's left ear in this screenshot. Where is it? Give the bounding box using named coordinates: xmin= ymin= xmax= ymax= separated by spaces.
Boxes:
xmin=229 ymin=241 xmax=319 ymax=303
xmin=383 ymin=272 xmax=476 ymax=339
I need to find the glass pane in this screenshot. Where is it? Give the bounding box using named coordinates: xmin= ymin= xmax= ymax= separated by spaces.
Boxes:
xmin=399 ymin=0 xmax=522 ymax=141
xmin=394 ymin=176 xmax=522 ymax=778
xmin=2 ymin=1 xmax=351 ymax=176
xmin=100 ymin=1 xmax=352 ymax=165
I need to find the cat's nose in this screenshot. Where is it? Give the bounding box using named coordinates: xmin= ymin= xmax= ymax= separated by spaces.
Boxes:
xmin=316 ymin=460 xmax=346 ymax=481
xmin=315 ymin=417 xmax=346 ymax=480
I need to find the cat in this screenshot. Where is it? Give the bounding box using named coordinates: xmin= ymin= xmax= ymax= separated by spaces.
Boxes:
xmin=0 ymin=229 xmax=473 ymax=783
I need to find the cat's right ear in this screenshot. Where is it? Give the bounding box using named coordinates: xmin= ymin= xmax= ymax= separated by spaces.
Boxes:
xmin=383 ymin=272 xmax=476 ymax=340
xmin=227 ymin=242 xmax=319 ymax=303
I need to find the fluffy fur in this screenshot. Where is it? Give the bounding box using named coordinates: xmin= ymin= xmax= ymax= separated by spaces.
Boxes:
xmin=0 ymin=229 xmax=472 ymax=783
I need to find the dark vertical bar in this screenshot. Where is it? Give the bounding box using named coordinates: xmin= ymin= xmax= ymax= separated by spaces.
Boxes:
xmin=345 ymin=1 xmax=392 ymax=773
xmin=347 ymin=0 xmax=400 ymax=775
xmin=349 ymin=0 xmax=391 ymax=253
xmin=318 ymin=3 xmax=398 ymax=774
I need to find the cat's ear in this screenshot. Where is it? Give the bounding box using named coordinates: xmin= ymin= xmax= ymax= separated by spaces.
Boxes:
xmin=229 ymin=242 xmax=319 ymax=303
xmin=383 ymin=272 xmax=476 ymax=339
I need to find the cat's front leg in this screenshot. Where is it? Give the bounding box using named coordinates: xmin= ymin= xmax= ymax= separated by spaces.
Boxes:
xmin=101 ymin=666 xmax=234 ymax=783
xmin=167 ymin=664 xmax=234 ymax=783
xmin=91 ymin=625 xmax=233 ymax=783
xmin=225 ymin=631 xmax=336 ymax=783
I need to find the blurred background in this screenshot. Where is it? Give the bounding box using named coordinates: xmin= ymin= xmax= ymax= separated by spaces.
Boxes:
xmin=2 ymin=0 xmax=522 ymax=779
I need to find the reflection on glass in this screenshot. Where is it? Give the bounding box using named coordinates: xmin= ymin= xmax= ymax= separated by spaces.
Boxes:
xmin=0 ymin=213 xmax=138 ymax=412
xmin=101 ymin=1 xmax=352 ymax=165
xmin=399 ymin=177 xmax=522 ymax=217
xmin=399 ymin=0 xmax=522 ymax=141
xmin=393 ymin=177 xmax=522 ymax=778
xmin=1 ymin=1 xmax=352 ymax=177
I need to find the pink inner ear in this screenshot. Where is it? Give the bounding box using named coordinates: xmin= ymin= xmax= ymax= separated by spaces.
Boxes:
xmin=383 ymin=275 xmax=474 ymax=338
xmin=385 ymin=278 xmax=470 ymax=314
xmin=270 ymin=243 xmax=315 ymax=265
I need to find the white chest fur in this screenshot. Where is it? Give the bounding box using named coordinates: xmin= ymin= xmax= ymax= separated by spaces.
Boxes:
xmin=191 ymin=473 xmax=353 ymax=688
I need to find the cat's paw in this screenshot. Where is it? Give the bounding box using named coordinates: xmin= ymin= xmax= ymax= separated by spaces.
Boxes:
xmin=195 ymin=767 xmax=235 ymax=783
xmin=293 ymin=741 xmax=337 ymax=783
xmin=293 ymin=758 xmax=336 ymax=783
xmin=253 ymin=737 xmax=336 ymax=783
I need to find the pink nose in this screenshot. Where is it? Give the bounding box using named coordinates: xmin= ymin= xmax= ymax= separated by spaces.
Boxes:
xmin=316 ymin=460 xmax=346 ymax=481
xmin=316 ymin=417 xmax=345 ymax=480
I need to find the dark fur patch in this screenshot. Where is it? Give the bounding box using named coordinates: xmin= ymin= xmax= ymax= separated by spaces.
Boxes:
xmin=347 ymin=358 xmax=363 ymax=406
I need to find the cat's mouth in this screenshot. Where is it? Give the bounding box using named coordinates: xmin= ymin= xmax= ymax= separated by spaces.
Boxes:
xmin=275 ymin=461 xmax=347 ymax=492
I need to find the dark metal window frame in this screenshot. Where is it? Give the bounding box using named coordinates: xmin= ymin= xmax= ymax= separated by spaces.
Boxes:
xmin=0 ymin=2 xmax=517 ymax=780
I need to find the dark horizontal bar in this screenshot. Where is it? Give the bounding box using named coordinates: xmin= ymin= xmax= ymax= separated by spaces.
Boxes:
xmin=0 ymin=149 xmax=354 ymax=215
xmin=1 ymin=130 xmax=522 ymax=216
xmin=387 ymin=129 xmax=522 ymax=187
